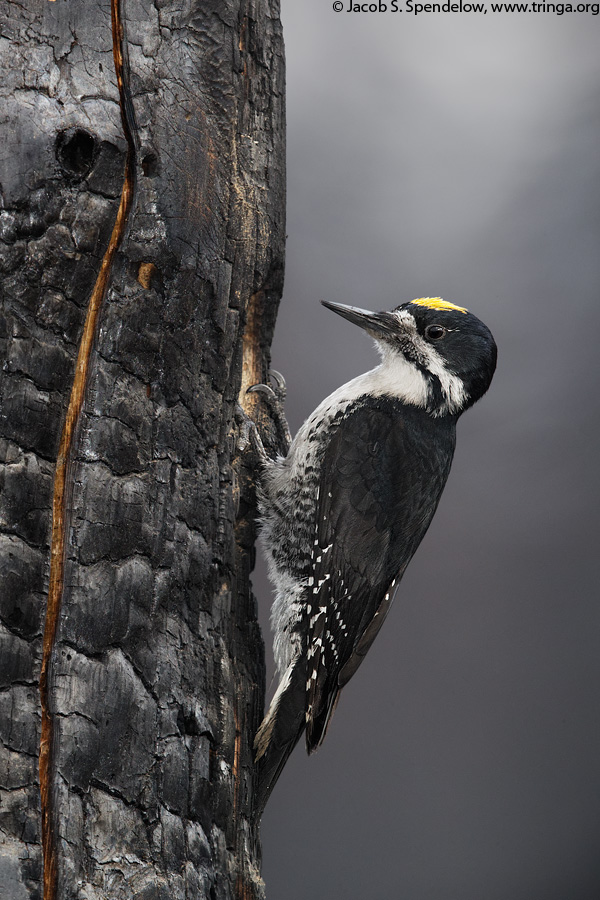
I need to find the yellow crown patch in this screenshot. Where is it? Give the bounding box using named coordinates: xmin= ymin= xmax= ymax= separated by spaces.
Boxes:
xmin=411 ymin=297 xmax=468 ymax=314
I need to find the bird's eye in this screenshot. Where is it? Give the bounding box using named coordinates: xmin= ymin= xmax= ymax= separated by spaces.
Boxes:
xmin=425 ymin=324 xmax=446 ymax=341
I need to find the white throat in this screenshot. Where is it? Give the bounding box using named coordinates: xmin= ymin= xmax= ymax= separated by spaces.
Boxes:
xmin=366 ymin=345 xmax=430 ymax=407
xmin=300 ymin=354 xmax=430 ymax=437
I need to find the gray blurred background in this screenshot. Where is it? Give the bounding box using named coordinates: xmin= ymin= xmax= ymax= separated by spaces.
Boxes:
xmin=255 ymin=5 xmax=600 ymax=898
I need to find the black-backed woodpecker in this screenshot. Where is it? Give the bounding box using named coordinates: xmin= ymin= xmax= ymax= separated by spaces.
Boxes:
xmin=251 ymin=297 xmax=497 ymax=814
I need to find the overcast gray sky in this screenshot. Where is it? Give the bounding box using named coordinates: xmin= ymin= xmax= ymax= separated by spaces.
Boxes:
xmin=254 ymin=4 xmax=600 ymax=898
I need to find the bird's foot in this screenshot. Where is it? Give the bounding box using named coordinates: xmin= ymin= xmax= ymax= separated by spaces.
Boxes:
xmin=235 ymin=404 xmax=269 ymax=462
xmin=247 ymin=370 xmax=292 ymax=455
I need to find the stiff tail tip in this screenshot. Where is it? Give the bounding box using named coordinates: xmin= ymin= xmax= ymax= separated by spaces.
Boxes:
xmin=253 ymin=659 xmax=307 ymax=817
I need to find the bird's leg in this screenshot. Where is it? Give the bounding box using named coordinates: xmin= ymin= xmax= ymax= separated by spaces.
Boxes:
xmin=236 ymin=403 xmax=270 ymax=464
xmin=247 ymin=369 xmax=292 ymax=456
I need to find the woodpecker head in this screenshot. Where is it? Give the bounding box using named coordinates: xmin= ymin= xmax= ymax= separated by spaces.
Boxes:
xmin=322 ymin=296 xmax=497 ymax=416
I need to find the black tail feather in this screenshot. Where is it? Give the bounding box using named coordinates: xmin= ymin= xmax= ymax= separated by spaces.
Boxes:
xmin=254 ymin=659 xmax=307 ymax=817
xmin=305 ymin=688 xmax=341 ymax=753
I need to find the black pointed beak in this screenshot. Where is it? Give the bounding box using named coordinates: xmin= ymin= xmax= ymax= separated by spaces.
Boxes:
xmin=321 ymin=301 xmax=395 ymax=339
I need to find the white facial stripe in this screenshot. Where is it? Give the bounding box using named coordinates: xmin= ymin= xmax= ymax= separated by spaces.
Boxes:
xmin=420 ymin=343 xmax=467 ymax=413
xmin=390 ymin=308 xmax=467 ymax=414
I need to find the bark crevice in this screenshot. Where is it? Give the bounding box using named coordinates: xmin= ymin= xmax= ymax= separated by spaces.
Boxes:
xmin=39 ymin=1 xmax=137 ymax=896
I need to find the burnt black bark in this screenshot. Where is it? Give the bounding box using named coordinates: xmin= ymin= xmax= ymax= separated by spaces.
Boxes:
xmin=0 ymin=1 xmax=285 ymax=898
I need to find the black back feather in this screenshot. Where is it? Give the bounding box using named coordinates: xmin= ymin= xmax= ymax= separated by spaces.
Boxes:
xmin=305 ymin=399 xmax=456 ymax=750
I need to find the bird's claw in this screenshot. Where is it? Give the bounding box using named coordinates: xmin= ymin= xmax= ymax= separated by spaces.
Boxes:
xmin=269 ymin=369 xmax=287 ymax=401
xmin=246 ymin=370 xmax=291 ymax=455
xmin=247 ymin=383 xmax=278 ymax=403
xmin=247 ymin=369 xmax=287 ymax=404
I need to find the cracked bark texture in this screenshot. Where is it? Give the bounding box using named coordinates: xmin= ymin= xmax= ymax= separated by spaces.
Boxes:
xmin=0 ymin=1 xmax=285 ymax=898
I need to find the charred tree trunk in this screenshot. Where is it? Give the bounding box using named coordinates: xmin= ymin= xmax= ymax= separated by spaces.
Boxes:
xmin=0 ymin=1 xmax=285 ymax=898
